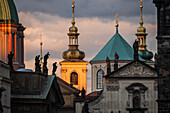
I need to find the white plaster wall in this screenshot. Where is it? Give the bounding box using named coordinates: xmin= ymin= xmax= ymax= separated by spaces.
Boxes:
xmin=88 ymin=79 xmax=158 ymax=113
xmin=91 ymin=62 xmax=129 ymax=92
xmin=76 ymin=102 xmax=84 ymax=113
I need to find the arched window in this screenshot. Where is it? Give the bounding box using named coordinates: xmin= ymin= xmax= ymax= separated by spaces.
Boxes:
xmin=97 ymin=69 xmax=104 ymax=89
xmin=70 ymin=72 xmax=78 ymax=85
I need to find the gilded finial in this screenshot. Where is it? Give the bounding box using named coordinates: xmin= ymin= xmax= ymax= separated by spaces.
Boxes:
xmin=40 ymin=34 xmax=43 ymax=72
xmin=115 ymin=13 xmax=119 ymax=27
xmin=140 ymin=0 xmax=143 ymax=8
xmin=72 ymin=0 xmax=75 ymax=8
xmin=40 ymin=34 xmax=43 ymax=45
xmin=72 ymin=0 xmax=75 ymax=26
xmin=140 ymin=0 xmax=143 ymax=26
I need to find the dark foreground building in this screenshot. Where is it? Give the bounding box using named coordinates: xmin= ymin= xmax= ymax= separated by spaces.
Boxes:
xmin=153 ymin=0 xmax=170 ymax=113
xmin=11 ymin=71 xmax=64 ymax=113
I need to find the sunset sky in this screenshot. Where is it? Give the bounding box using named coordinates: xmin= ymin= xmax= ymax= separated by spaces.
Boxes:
xmin=14 ymin=0 xmax=157 ymax=93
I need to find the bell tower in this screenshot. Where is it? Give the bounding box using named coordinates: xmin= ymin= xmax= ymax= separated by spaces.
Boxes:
xmin=60 ymin=0 xmax=88 ymax=91
xmin=0 ymin=0 xmax=25 ymax=70
xmin=136 ymin=0 xmax=153 ymax=61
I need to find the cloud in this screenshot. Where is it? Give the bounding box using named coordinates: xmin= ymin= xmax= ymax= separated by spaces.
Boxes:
xmin=14 ymin=0 xmax=156 ymax=20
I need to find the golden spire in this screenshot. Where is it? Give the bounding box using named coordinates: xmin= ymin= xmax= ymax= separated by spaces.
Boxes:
xmin=40 ymin=34 xmax=43 ymax=72
xmin=115 ymin=13 xmax=119 ymax=33
xmin=72 ymin=0 xmax=75 ymax=26
xmin=140 ymin=0 xmax=143 ymax=27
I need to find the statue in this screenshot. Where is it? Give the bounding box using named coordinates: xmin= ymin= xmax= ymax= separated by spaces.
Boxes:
xmin=43 ymin=52 xmax=50 ymax=75
xmin=81 ymin=87 xmax=86 ymax=99
xmin=114 ymin=52 xmax=119 ymax=70
xmin=43 ymin=52 xmax=50 ymax=67
xmin=133 ymin=40 xmax=139 ymax=60
xmin=0 ymin=87 xmax=5 ymax=113
xmin=35 ymin=55 xmax=41 ymax=72
xmin=8 ymin=52 xmax=14 ymax=71
xmin=106 ymin=56 xmax=111 ymax=74
xmin=52 ymin=62 xmax=57 ymax=75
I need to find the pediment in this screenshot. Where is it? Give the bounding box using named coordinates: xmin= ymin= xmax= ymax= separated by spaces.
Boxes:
xmin=110 ymin=62 xmax=157 ymax=77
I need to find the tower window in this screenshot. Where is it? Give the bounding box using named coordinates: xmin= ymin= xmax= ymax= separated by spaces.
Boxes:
xmin=97 ymin=69 xmax=104 ymax=89
xmin=70 ymin=72 xmax=78 ymax=85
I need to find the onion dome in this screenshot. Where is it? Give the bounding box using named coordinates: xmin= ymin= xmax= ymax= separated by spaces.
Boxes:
xmin=62 ymin=0 xmax=85 ymax=62
xmin=0 ymin=0 xmax=19 ymax=24
xmin=63 ymin=49 xmax=85 ymax=61
xmin=138 ymin=50 xmax=153 ymax=60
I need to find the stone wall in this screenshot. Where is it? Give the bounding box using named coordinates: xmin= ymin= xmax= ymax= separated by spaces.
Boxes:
xmin=153 ymin=0 xmax=170 ymax=112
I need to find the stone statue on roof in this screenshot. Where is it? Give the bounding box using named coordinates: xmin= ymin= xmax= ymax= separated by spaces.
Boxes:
xmin=43 ymin=52 xmax=50 ymax=75
xmin=35 ymin=55 xmax=41 ymax=72
xmin=52 ymin=62 xmax=57 ymax=75
xmin=133 ymin=40 xmax=139 ymax=60
xmin=8 ymin=52 xmax=14 ymax=71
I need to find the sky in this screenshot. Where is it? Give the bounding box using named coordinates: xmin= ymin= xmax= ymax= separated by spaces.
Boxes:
xmin=14 ymin=0 xmax=157 ymax=93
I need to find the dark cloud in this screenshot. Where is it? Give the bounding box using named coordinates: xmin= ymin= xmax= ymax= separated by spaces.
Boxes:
xmin=14 ymin=0 xmax=156 ymax=19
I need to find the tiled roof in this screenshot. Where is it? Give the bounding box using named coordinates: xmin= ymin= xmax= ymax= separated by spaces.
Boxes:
xmin=91 ymin=29 xmax=133 ymax=61
xmin=12 ymin=75 xmax=55 ymax=99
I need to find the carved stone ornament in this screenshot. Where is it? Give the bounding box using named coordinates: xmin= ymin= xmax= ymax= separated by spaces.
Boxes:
xmin=106 ymin=79 xmax=119 ymax=91
xmin=61 ymin=69 xmax=67 ymax=73
xmin=82 ymin=69 xmax=87 ymax=73
xmin=117 ymin=62 xmax=156 ymax=77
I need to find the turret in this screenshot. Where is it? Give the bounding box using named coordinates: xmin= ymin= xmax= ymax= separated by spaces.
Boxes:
xmin=136 ymin=0 xmax=153 ymax=61
xmin=62 ymin=0 xmax=85 ymax=61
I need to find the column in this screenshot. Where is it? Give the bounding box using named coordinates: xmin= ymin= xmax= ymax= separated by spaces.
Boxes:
xmin=14 ymin=33 xmax=17 ymax=62
xmin=8 ymin=32 xmax=12 ymax=54
xmin=21 ymin=37 xmax=24 ymax=64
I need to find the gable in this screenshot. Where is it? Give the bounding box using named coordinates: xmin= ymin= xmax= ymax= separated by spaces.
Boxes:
xmin=108 ymin=61 xmax=157 ymax=77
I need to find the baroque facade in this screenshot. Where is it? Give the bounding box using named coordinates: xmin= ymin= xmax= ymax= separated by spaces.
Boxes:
xmin=88 ymin=60 xmax=158 ymax=113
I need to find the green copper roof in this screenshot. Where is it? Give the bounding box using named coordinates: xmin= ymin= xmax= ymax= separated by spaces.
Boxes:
xmin=0 ymin=0 xmax=19 ymax=24
xmin=91 ymin=28 xmax=134 ymax=61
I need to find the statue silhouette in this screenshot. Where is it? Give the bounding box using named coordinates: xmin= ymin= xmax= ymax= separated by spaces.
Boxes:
xmin=8 ymin=52 xmax=14 ymax=71
xmin=52 ymin=62 xmax=57 ymax=75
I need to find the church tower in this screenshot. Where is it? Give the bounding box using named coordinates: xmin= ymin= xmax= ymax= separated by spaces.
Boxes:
xmin=60 ymin=0 xmax=88 ymax=91
xmin=153 ymin=0 xmax=170 ymax=112
xmin=136 ymin=0 xmax=153 ymax=61
xmin=0 ymin=0 xmax=25 ymax=70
